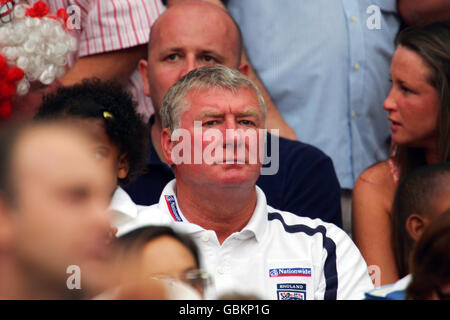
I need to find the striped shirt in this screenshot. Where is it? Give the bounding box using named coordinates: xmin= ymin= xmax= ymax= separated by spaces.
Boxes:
xmin=36 ymin=0 xmax=165 ymax=119
xmin=115 ymin=180 xmax=374 ymax=300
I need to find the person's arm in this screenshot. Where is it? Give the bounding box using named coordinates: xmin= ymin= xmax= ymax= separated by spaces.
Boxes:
xmin=166 ymin=0 xmax=298 ymax=140
xmin=60 ymin=45 xmax=147 ymax=86
xmin=398 ymin=0 xmax=450 ymax=25
xmin=241 ymin=53 xmax=298 ymax=140
xmin=352 ymin=162 xmax=399 ymax=286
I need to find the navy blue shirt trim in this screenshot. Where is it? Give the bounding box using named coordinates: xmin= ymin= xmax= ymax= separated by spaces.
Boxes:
xmin=268 ymin=211 xmax=338 ymax=300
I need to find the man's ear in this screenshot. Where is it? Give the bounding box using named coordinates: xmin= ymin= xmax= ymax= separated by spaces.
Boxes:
xmin=406 ymin=214 xmax=430 ymax=242
xmin=138 ymin=59 xmax=151 ymax=97
xmin=117 ymin=154 xmax=130 ymax=180
xmin=161 ymin=128 xmax=175 ymax=166
xmin=238 ymin=62 xmax=249 ymax=77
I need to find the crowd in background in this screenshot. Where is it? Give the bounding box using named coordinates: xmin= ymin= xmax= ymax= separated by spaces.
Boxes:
xmin=0 ymin=0 xmax=449 ymax=300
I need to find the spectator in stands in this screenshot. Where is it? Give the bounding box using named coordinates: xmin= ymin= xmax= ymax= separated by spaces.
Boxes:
xmin=392 ymin=163 xmax=450 ymax=280
xmin=113 ymin=226 xmax=211 ymax=299
xmin=162 ymin=0 xmax=296 ymax=140
xmin=407 ymin=208 xmax=450 ymax=300
xmin=194 ymin=0 xmax=400 ymax=235
xmin=120 ymin=65 xmax=374 ymax=300
xmin=124 ymin=0 xmax=343 ymax=228
xmin=167 ymin=0 xmax=450 ymax=236
xmin=352 ymin=22 xmax=450 ymax=285
xmin=33 ymin=79 xmax=149 ymax=227
xmin=0 ymin=121 xmax=115 ymax=299
xmin=365 ymin=208 xmax=450 ymax=300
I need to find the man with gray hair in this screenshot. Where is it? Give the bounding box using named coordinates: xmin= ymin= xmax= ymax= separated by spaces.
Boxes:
xmin=119 ymin=65 xmax=374 ymax=300
xmin=123 ymin=0 xmax=343 ymax=229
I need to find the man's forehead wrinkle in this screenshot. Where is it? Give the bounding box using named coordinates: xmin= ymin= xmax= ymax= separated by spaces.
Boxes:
xmin=184 ymin=90 xmax=260 ymax=120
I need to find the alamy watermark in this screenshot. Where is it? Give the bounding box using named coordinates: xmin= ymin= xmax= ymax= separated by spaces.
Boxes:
xmin=65 ymin=5 xmax=81 ymax=30
xmin=57 ymin=4 xmax=384 ymax=31
xmin=368 ymin=265 xmax=381 ymax=287
xmin=66 ymin=265 xmax=81 ymax=290
xmin=366 ymin=5 xmax=382 ymax=30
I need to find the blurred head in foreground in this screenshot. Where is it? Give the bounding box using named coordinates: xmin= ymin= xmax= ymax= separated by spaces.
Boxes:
xmin=0 ymin=121 xmax=115 ymax=299
xmin=113 ymin=226 xmax=211 ymax=299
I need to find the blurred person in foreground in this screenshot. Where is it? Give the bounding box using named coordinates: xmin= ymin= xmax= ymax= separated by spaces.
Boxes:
xmin=33 ymin=79 xmax=149 ymax=228
xmin=0 ymin=121 xmax=116 ymax=299
xmin=120 ymin=65 xmax=373 ymax=300
xmin=105 ymin=226 xmax=210 ymax=300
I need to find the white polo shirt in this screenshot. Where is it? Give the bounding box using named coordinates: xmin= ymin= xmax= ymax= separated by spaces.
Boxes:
xmin=114 ymin=180 xmax=374 ymax=300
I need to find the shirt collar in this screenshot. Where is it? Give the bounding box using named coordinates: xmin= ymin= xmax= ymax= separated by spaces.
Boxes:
xmin=158 ymin=179 xmax=268 ymax=242
xmin=239 ymin=186 xmax=268 ymax=243
xmin=109 ymin=186 xmax=138 ymax=225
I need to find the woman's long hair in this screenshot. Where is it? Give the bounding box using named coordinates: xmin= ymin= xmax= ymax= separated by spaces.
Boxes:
xmin=393 ymin=22 xmax=450 ymax=181
xmin=391 ymin=22 xmax=450 ymax=278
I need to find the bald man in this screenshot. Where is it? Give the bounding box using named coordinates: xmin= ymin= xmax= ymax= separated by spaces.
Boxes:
xmin=0 ymin=122 xmax=116 ymax=299
xmin=124 ymin=1 xmax=343 ymax=228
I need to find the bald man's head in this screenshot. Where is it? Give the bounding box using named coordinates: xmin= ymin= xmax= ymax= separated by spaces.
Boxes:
xmin=149 ymin=1 xmax=242 ymax=62
xmin=140 ymin=0 xmax=247 ymax=115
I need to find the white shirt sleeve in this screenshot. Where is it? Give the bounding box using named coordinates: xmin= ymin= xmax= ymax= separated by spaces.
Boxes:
xmin=321 ymin=224 xmax=375 ymax=300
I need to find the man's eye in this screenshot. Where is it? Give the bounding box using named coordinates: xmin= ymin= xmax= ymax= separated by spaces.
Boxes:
xmin=203 ymin=56 xmax=216 ymax=63
xmin=240 ymin=120 xmax=256 ymax=126
xmin=166 ymin=54 xmax=179 ymax=61
xmin=203 ymin=120 xmax=218 ymax=126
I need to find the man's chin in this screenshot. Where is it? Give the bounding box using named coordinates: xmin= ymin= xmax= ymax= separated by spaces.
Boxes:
xmin=214 ymin=171 xmax=258 ymax=187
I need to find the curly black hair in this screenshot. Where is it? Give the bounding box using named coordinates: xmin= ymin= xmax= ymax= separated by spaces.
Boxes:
xmin=34 ymin=78 xmax=148 ymax=186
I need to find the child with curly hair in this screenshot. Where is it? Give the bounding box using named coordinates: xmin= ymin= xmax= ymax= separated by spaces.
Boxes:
xmin=34 ymin=78 xmax=149 ymax=227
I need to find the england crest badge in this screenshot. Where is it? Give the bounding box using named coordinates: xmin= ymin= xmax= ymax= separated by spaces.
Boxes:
xmin=277 ymin=283 xmax=307 ymax=300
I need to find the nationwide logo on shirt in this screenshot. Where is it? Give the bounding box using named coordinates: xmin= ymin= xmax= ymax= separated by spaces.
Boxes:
xmin=269 ymin=267 xmax=311 ymax=277
xmin=164 ymin=195 xmax=183 ymax=222
xmin=277 ymin=283 xmax=307 ymax=300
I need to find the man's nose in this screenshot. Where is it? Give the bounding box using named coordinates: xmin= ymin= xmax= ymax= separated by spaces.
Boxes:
xmin=180 ymin=57 xmax=198 ymax=78
xmin=223 ymin=120 xmax=244 ymax=147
